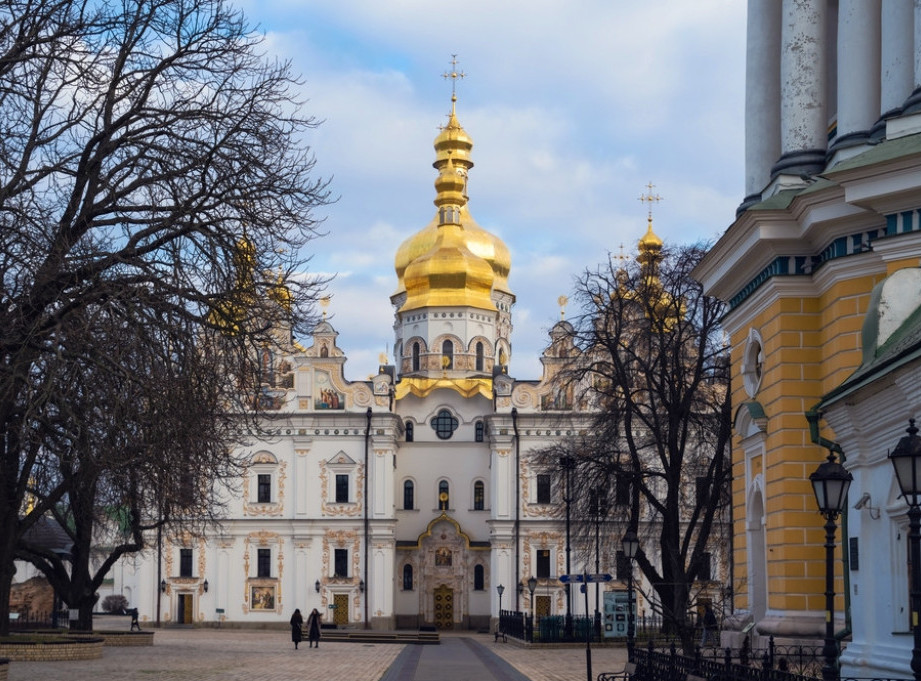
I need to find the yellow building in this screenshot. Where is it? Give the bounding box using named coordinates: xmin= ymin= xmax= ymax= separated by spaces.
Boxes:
xmin=694 ymin=0 xmax=921 ymax=649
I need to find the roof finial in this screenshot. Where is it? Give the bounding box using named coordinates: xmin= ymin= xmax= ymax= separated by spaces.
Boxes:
xmin=558 ymin=295 xmax=568 ymax=320
xmin=442 ymin=54 xmax=465 ymax=115
xmin=638 ymin=181 xmax=663 ymax=226
xmin=320 ymin=296 xmax=330 ymax=320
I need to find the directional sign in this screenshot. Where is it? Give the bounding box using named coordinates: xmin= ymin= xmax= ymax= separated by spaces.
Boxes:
xmin=559 ymin=573 xmax=613 ymax=584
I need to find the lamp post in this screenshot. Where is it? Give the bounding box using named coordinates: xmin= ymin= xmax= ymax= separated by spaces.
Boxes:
xmin=497 ymin=584 xmax=505 ymax=635
xmin=561 ymin=455 xmax=576 ymax=637
xmin=889 ymin=418 xmax=921 ymax=681
xmin=810 ymin=451 xmax=853 ymax=681
xmin=622 ymin=530 xmax=639 ymax=661
xmin=528 ymin=576 xmax=537 ymax=642
xmin=591 ymin=487 xmax=607 ymax=639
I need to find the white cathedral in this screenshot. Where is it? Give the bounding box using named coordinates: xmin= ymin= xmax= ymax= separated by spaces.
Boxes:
xmin=110 ymin=97 xmax=673 ymax=631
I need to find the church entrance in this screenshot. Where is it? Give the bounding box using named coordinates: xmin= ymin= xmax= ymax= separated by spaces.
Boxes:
xmin=535 ymin=595 xmax=551 ymax=623
xmin=333 ymin=594 xmax=349 ymax=626
xmin=433 ymin=585 xmax=454 ymax=629
xmin=177 ymin=594 xmax=193 ymax=624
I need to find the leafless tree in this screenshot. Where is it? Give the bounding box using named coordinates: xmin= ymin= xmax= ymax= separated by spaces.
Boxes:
xmin=0 ymin=0 xmax=330 ymax=633
xmin=535 ymin=242 xmax=731 ymax=651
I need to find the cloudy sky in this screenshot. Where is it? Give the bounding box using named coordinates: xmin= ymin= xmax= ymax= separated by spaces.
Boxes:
xmin=233 ymin=0 xmax=747 ymax=380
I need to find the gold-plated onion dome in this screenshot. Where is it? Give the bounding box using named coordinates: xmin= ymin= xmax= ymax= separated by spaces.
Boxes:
xmin=268 ymin=269 xmax=292 ymax=312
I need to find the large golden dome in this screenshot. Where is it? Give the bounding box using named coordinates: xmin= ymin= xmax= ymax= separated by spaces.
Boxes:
xmin=393 ymin=97 xmax=511 ymax=303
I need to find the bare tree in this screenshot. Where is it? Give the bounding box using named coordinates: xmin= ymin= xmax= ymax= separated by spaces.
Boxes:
xmin=0 ymin=0 xmax=330 ymax=634
xmin=536 ymin=241 xmax=731 ymax=651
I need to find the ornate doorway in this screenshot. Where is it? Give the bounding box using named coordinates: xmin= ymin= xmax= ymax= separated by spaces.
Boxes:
xmin=333 ymin=594 xmax=349 ymax=626
xmin=535 ymin=595 xmax=551 ymax=623
xmin=177 ymin=594 xmax=193 ymax=624
xmin=433 ymin=585 xmax=454 ymax=629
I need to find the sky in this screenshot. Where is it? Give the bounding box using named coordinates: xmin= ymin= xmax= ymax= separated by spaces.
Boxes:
xmin=233 ymin=0 xmax=747 ymax=380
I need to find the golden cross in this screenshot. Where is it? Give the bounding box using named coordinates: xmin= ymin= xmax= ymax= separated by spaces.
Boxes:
xmin=638 ymin=182 xmax=663 ymax=221
xmin=442 ymin=55 xmax=466 ymax=98
xmin=613 ymin=242 xmax=628 ymax=263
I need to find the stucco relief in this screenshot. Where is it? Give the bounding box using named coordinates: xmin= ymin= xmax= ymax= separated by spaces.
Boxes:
xmin=243 ymin=461 xmax=286 ymax=517
xmin=319 ymin=459 xmax=364 ymax=517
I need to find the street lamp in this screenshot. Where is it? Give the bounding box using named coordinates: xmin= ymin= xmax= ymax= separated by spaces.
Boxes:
xmin=561 ymin=455 xmax=576 ymax=636
xmin=890 ymin=418 xmax=921 ymax=681
xmin=622 ymin=530 xmax=639 ymax=660
xmin=810 ymin=450 xmax=853 ymax=681
xmin=497 ymin=584 xmax=505 ymax=636
xmin=527 ymin=576 xmax=537 ymax=642
xmin=591 ymin=487 xmax=607 ymax=638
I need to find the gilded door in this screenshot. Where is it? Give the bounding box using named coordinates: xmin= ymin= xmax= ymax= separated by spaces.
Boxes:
xmin=333 ymin=593 xmax=349 ymax=626
xmin=433 ymin=585 xmax=453 ymax=630
xmin=535 ymin=595 xmax=551 ymax=623
xmin=178 ymin=594 xmax=193 ymax=623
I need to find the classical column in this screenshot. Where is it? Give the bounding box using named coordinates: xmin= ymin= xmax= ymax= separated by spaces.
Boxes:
xmin=874 ymin=0 xmax=913 ymax=135
xmin=742 ymin=0 xmax=781 ymax=210
xmin=902 ymin=0 xmax=921 ymax=113
xmin=771 ymin=0 xmax=828 ymax=177
xmin=830 ymin=0 xmax=880 ymax=153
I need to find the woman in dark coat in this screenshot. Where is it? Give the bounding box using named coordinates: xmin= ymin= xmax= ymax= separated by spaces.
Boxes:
xmin=290 ymin=609 xmax=303 ymax=649
xmin=306 ymin=608 xmax=321 ymax=648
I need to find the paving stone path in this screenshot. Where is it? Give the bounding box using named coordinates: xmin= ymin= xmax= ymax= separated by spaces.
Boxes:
xmin=5 ymin=623 xmax=628 ymax=681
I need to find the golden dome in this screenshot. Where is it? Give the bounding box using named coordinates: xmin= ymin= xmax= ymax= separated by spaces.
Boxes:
xmin=394 ymin=100 xmax=511 ymax=302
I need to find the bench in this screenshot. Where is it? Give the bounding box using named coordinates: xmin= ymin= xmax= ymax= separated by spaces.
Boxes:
xmin=597 ymin=662 xmax=636 ymax=681
xmin=493 ymin=628 xmax=507 ymax=643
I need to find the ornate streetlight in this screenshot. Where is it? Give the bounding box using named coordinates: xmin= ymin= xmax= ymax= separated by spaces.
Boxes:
xmin=497 ymin=584 xmax=505 ymax=636
xmin=890 ymin=419 xmax=921 ymax=681
xmin=591 ymin=487 xmax=607 ymax=639
xmin=810 ymin=451 xmax=853 ymax=681
xmin=622 ymin=530 xmax=639 ymax=660
xmin=561 ymin=455 xmax=576 ymax=637
xmin=527 ymin=575 xmax=537 ymax=642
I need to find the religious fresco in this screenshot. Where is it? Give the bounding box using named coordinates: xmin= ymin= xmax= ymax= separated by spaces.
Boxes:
xmin=314 ymin=371 xmax=344 ymax=410
xmin=250 ymin=585 xmax=275 ymax=610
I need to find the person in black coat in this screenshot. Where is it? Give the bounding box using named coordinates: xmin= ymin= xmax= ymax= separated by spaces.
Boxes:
xmin=306 ymin=608 xmax=322 ymax=648
xmin=290 ymin=609 xmax=303 ymax=649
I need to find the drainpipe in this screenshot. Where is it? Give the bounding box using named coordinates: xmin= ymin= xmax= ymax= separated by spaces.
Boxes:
xmin=364 ymin=407 xmax=372 ymax=629
xmin=805 ymin=405 xmax=852 ymax=643
xmin=512 ymin=407 xmax=520 ymax=610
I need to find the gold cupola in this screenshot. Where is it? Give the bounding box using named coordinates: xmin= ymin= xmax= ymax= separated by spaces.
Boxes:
xmin=393 ymin=95 xmax=512 ymax=303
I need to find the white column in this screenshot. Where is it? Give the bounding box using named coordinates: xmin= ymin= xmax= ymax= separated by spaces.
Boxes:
xmin=743 ymin=0 xmax=782 ymax=206
xmin=904 ymin=0 xmax=921 ymax=112
xmin=833 ymin=0 xmax=880 ymax=150
xmin=773 ymin=0 xmax=827 ymax=176
xmin=879 ymin=0 xmax=913 ymax=119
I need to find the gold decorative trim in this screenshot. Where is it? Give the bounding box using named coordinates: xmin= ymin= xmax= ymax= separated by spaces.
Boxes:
xmin=394 ymin=376 xmax=492 ymax=400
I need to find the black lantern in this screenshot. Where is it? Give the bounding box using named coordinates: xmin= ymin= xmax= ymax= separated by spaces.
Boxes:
xmin=890 ymin=419 xmax=921 ymax=681
xmin=359 ymin=579 xmax=365 ymax=593
xmin=496 ymin=583 xmax=505 ymax=633
xmin=160 ymin=579 xmax=167 ymax=593
xmin=810 ymin=451 xmax=852 ymax=681
xmin=527 ymin=576 xmax=537 ymax=643
xmin=315 ymin=580 xmax=320 ymax=593
xmin=202 ymin=579 xmax=208 ymax=593
xmin=810 ymin=452 xmax=853 ymax=518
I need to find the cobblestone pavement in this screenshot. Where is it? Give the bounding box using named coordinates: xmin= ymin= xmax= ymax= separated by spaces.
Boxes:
xmin=5 ymin=623 xmax=628 ymax=681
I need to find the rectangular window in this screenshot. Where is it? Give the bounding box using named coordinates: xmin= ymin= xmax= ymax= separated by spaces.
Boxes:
xmin=536 ymin=549 xmax=551 ymax=578
xmin=615 ymin=475 xmax=631 ymax=506
xmin=257 ymin=548 xmax=271 ymax=578
xmin=536 ymin=474 xmax=552 ymax=504
xmin=616 ymin=550 xmax=630 ymax=581
xmin=257 ymin=474 xmax=271 ymax=503
xmin=695 ymin=476 xmax=709 ymax=508
xmin=335 ymin=474 xmax=349 ymax=503
xmin=698 ymin=552 xmax=712 ymax=582
xmin=474 ymin=482 xmax=485 ymax=510
xmin=334 ymin=549 xmax=348 ymax=578
xmin=179 ymin=548 xmax=193 ymax=577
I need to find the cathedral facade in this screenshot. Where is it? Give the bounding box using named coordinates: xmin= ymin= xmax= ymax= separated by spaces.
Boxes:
xmin=108 ymin=98 xmax=669 ymax=631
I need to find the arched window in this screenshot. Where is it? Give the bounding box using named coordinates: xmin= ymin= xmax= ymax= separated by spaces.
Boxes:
xmin=475 ymin=421 xmax=484 ymax=442
xmin=438 ymin=480 xmax=450 ymax=510
xmin=473 ymin=481 xmax=485 ymax=510
xmin=403 ymin=480 xmax=414 ymax=510
xmin=320 ymin=345 xmax=328 ymax=358
xmin=442 ymin=340 xmax=453 ymax=369
xmin=474 ymin=564 xmax=485 ymax=591
xmin=403 ymin=564 xmax=413 ymax=591
xmin=405 ymin=421 xmax=414 ymax=442
xmin=412 ymin=342 xmax=420 ymax=371
xmin=475 ymin=342 xmax=484 ymax=371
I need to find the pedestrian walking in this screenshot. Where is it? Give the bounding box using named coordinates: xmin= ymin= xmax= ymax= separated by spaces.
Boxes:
xmin=306 ymin=608 xmax=322 ymax=648
xmin=129 ymin=607 xmax=141 ymax=631
xmin=701 ymin=604 xmax=717 ymax=647
xmin=290 ymin=608 xmax=303 ymax=649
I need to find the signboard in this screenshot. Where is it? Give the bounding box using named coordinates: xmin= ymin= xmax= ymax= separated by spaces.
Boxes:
xmin=603 ymin=590 xmax=635 ymax=639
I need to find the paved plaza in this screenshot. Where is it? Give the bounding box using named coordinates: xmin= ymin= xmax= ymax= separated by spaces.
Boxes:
xmin=5 ymin=619 xmax=628 ymax=681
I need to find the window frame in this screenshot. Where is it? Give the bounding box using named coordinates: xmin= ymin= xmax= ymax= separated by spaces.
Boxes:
xmin=335 ymin=473 xmax=349 ymax=503
xmin=334 ymin=548 xmax=348 ymax=578
xmin=536 ymin=549 xmax=551 ymax=579
xmin=179 ymin=548 xmax=193 ymax=577
xmin=536 ymin=473 xmax=552 ymax=504
xmin=403 ymin=480 xmax=415 ymax=510
xmin=257 ymin=548 xmax=271 ymax=578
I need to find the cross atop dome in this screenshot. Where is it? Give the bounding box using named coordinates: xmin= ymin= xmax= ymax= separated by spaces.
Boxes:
xmin=442 ymin=54 xmax=466 ymax=114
